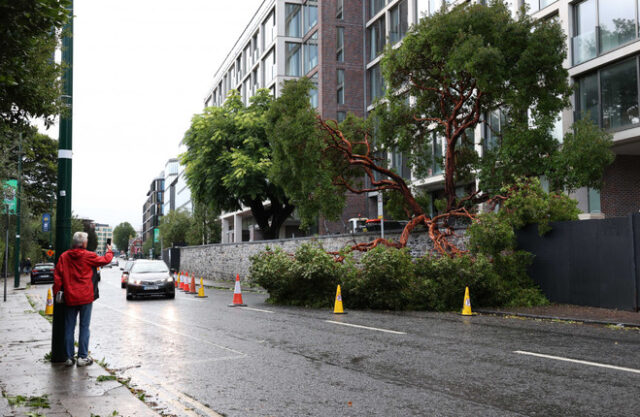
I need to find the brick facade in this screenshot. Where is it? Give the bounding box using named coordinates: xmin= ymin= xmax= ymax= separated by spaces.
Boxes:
xmin=601 ymin=155 xmax=640 ymax=218
xmin=317 ymin=0 xmax=369 ymax=234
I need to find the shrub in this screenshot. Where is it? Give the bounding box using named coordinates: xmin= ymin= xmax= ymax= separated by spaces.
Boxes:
xmin=342 ymin=246 xmax=415 ymax=310
xmin=250 ymin=243 xmax=344 ymax=307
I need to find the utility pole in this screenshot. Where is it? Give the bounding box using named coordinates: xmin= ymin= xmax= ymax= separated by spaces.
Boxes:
xmin=52 ymin=0 xmax=73 ymax=363
xmin=13 ymin=133 xmax=22 ymax=288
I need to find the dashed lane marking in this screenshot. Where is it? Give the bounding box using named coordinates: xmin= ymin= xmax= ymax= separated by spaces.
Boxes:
xmin=239 ymin=306 xmax=274 ymax=314
xmin=514 ymin=350 xmax=640 ymax=375
xmin=325 ymin=320 xmax=406 ymax=335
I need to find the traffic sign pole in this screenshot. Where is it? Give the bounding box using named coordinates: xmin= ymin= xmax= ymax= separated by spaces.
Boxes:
xmin=14 ymin=134 xmax=22 ymax=288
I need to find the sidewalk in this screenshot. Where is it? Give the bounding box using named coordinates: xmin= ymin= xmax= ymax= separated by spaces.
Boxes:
xmin=0 ymin=277 xmax=158 ymax=417
xmin=477 ymin=304 xmax=640 ymax=327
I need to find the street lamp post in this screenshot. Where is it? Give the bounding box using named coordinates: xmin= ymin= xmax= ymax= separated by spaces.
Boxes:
xmin=52 ymin=0 xmax=74 ymax=363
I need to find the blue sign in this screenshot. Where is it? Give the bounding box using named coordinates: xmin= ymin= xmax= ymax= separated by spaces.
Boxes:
xmin=42 ymin=213 xmax=51 ymax=233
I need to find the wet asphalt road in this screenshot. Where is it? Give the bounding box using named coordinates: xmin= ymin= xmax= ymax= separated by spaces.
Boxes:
xmin=31 ymin=264 xmax=640 ymax=416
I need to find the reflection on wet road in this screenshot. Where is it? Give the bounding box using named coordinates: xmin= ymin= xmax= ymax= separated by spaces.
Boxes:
xmin=32 ymin=265 xmax=640 ymax=416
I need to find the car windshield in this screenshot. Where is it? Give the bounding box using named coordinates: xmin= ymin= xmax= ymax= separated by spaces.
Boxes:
xmin=124 ymin=261 xmax=134 ymax=271
xmin=130 ymin=262 xmax=168 ymax=274
xmin=34 ymin=264 xmax=53 ymax=270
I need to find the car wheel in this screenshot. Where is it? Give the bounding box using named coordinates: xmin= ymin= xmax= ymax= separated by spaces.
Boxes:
xmin=126 ymin=291 xmax=133 ymax=300
xmin=167 ymin=293 xmax=175 ymax=299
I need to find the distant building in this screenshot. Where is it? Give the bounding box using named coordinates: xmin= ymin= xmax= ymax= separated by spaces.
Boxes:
xmin=163 ymin=158 xmax=180 ymax=216
xmin=128 ymin=236 xmax=143 ymax=257
xmin=94 ymin=223 xmax=112 ymax=255
xmin=142 ymin=174 xmax=164 ymax=243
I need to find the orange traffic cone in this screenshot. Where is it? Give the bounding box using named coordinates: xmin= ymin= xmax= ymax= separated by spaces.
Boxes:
xmin=195 ymin=278 xmax=208 ymax=298
xmin=228 ymin=274 xmax=246 ymax=307
xmin=175 ymin=272 xmax=179 ymax=288
xmin=182 ymin=274 xmax=189 ymax=291
xmin=189 ymin=276 xmax=197 ymax=294
xmin=44 ymin=288 xmax=54 ymax=315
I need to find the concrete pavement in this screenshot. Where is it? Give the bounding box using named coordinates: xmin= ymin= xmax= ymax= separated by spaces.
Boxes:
xmin=0 ymin=276 xmax=158 ymax=417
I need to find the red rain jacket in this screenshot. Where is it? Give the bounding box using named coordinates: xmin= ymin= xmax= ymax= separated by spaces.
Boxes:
xmin=53 ymin=248 xmax=113 ymax=306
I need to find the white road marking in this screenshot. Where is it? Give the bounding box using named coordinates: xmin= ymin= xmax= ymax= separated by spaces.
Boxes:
xmin=325 ymin=320 xmax=406 ymax=335
xmin=98 ymin=303 xmax=246 ymax=357
xmin=239 ymin=306 xmax=274 ymax=314
xmin=514 ymin=350 xmax=640 ymax=375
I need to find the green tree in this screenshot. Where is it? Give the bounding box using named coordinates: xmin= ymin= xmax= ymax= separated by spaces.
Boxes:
xmin=159 ymin=209 xmax=192 ymax=247
xmin=379 ymin=0 xmax=582 ymax=209
xmin=182 ymin=89 xmax=294 ymax=239
xmin=0 ymin=0 xmax=71 ymax=126
xmin=188 ymin=201 xmax=221 ymax=245
xmin=113 ymin=222 xmax=136 ymax=255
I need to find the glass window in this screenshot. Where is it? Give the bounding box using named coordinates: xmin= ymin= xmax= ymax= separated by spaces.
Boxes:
xmin=540 ymin=0 xmax=558 ymax=7
xmin=601 ymin=58 xmax=639 ymax=129
xmin=433 ymin=134 xmax=443 ymax=175
xmin=337 ymin=27 xmax=344 ymax=62
xmin=304 ymin=32 xmax=318 ymax=74
xmin=263 ymin=11 xmax=276 ymax=49
xmin=309 ymin=73 xmax=319 ymax=109
xmin=485 ymin=109 xmax=506 ymax=151
xmin=572 ymin=0 xmax=597 ymax=64
xmin=285 ymin=42 xmax=302 ymax=76
xmin=304 ymin=4 xmax=318 ymax=35
xmin=588 ymin=188 xmax=601 ymax=213
xmin=263 ymin=48 xmax=276 ymax=83
xmin=285 ymin=4 xmax=302 ymax=38
xmin=337 ymin=69 xmax=345 ymax=105
xmin=367 ymin=17 xmax=386 ymax=61
xmin=368 ymin=64 xmax=385 ymax=105
xmin=369 ymin=0 xmax=386 ymax=18
xmin=389 ymin=0 xmax=408 ymax=45
xmin=337 ymin=111 xmax=347 ymax=123
xmin=577 ymin=72 xmax=599 ymax=125
xmin=599 ymin=0 xmax=636 ymax=53
xmin=337 ymin=0 xmax=344 ymax=19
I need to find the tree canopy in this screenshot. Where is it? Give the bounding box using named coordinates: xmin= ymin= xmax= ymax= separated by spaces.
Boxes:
xmin=182 ymin=89 xmax=294 ymax=239
xmin=0 ymin=0 xmax=71 ymax=126
xmin=113 ymin=222 xmax=136 ymax=254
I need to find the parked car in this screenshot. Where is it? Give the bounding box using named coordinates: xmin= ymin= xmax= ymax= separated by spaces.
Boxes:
xmin=120 ymin=260 xmax=135 ymax=288
xmin=355 ymin=219 xmax=408 ymax=233
xmin=30 ymin=263 xmax=55 ymax=285
xmin=126 ymin=260 xmax=174 ymax=300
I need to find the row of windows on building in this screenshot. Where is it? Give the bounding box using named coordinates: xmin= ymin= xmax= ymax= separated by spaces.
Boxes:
xmin=573 ymin=0 xmax=640 ymax=65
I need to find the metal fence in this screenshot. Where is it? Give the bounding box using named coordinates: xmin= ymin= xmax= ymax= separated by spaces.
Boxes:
xmin=516 ymin=214 xmax=640 ymax=311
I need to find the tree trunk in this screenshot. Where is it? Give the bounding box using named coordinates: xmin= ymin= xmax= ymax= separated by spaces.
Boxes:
xmin=444 ymin=139 xmax=457 ymax=211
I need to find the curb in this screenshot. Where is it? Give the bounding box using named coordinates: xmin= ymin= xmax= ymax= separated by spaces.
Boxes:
xmin=475 ymin=309 xmax=640 ymax=328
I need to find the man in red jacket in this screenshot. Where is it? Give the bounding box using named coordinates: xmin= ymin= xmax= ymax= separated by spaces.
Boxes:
xmin=53 ymin=231 xmax=113 ymax=366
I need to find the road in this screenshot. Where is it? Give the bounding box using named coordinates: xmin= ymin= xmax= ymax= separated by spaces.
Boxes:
xmin=28 ymin=263 xmax=640 ymax=416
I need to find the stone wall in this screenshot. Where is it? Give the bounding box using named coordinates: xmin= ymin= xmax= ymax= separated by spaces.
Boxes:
xmin=179 ymin=227 xmax=468 ymax=282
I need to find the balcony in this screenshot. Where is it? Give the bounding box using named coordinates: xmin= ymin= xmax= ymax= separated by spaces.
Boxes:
xmin=572 ymin=29 xmax=597 ymax=65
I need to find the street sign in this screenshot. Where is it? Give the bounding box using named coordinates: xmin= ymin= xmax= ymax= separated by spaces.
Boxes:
xmin=42 ymin=213 xmax=51 ymax=232
xmin=153 ymin=227 xmax=159 ymax=243
xmin=2 ymin=180 xmax=17 ymax=214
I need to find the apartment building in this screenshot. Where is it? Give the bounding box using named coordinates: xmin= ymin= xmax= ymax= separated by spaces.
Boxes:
xmin=203 ymin=0 xmax=368 ymax=242
xmin=163 ymin=158 xmax=179 ymax=216
xmin=142 ymin=174 xmax=164 ymax=243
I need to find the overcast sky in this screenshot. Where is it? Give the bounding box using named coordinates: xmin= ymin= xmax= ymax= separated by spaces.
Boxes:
xmin=39 ymin=0 xmax=263 ymax=231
